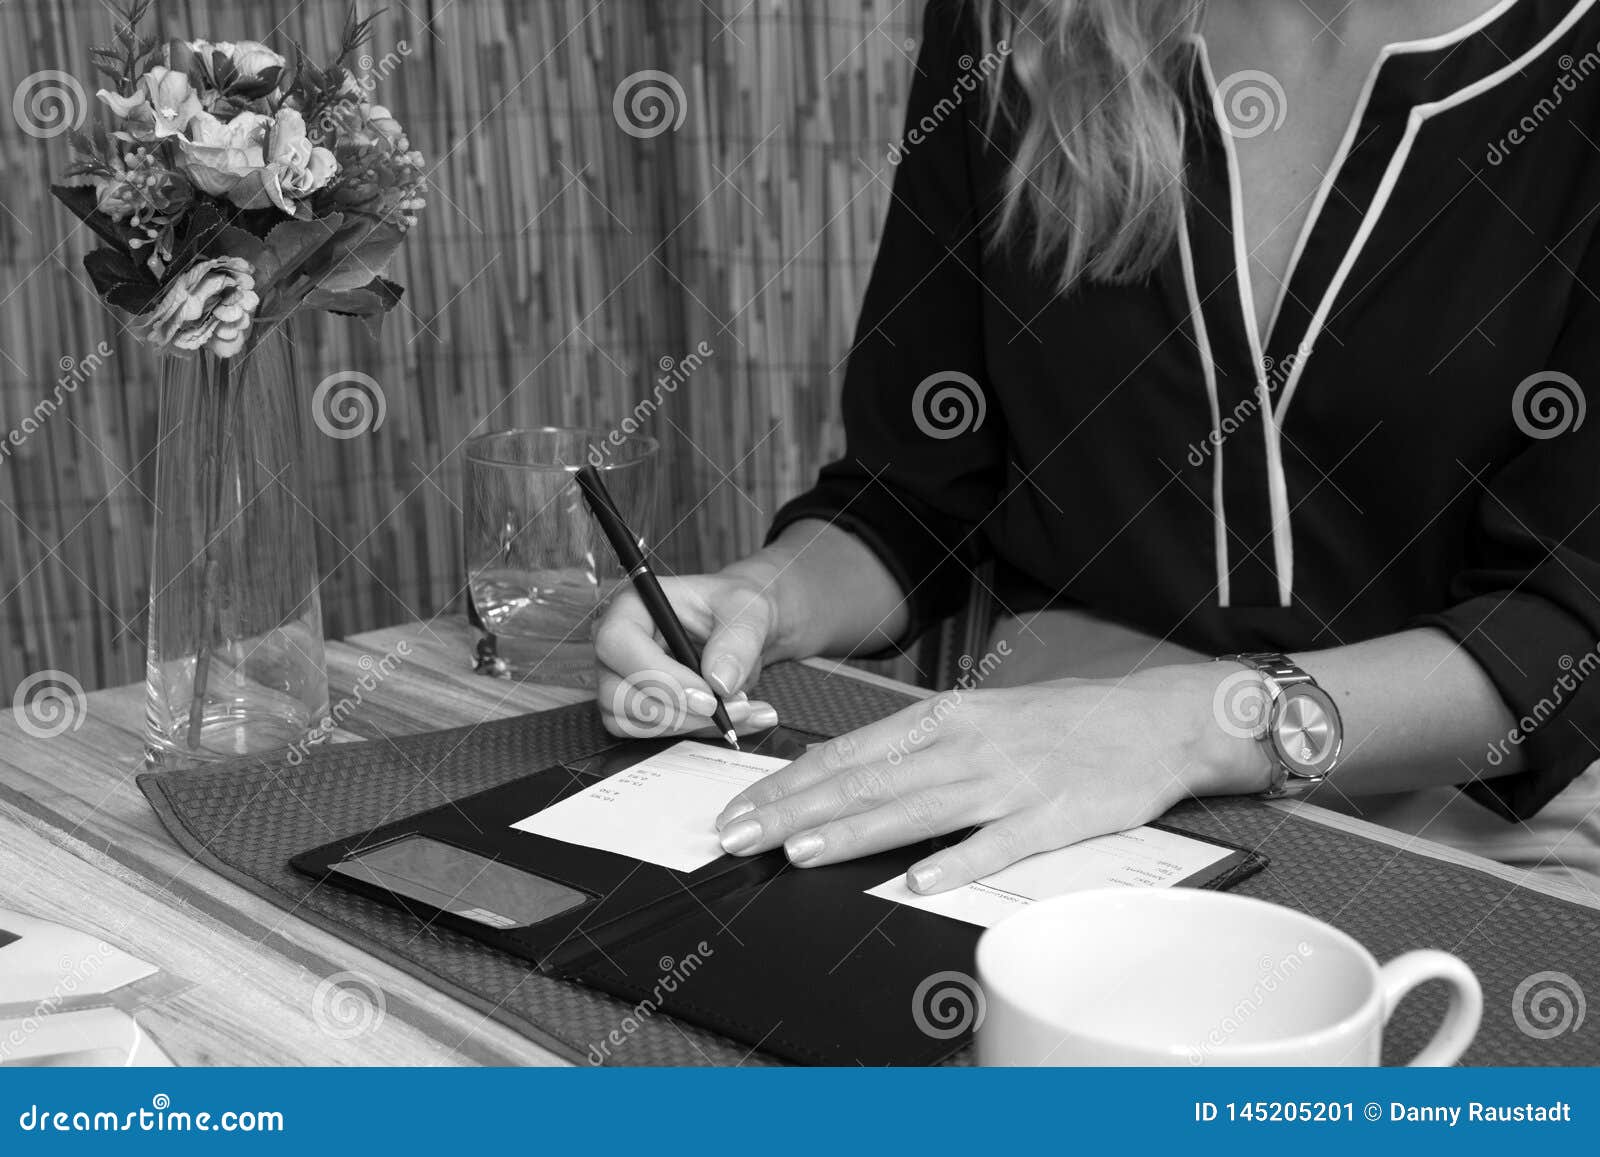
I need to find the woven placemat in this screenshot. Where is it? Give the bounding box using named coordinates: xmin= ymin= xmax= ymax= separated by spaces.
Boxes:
xmin=137 ymin=661 xmax=1600 ymax=1066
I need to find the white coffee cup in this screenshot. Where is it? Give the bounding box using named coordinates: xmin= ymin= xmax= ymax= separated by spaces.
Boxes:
xmin=975 ymin=889 xmax=1481 ymax=1066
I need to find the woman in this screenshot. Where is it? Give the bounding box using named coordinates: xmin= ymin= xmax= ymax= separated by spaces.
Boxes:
xmin=596 ymin=0 xmax=1600 ymax=893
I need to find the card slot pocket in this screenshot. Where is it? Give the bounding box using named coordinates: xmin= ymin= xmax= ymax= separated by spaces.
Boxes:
xmin=295 ymin=754 xmax=798 ymax=971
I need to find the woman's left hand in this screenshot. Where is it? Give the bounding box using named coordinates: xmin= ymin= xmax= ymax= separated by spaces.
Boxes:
xmin=713 ymin=664 xmax=1271 ymax=893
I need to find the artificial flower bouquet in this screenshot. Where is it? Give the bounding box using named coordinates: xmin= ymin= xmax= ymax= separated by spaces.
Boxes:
xmin=44 ymin=2 xmax=428 ymax=762
xmin=51 ymin=1 xmax=426 ymax=357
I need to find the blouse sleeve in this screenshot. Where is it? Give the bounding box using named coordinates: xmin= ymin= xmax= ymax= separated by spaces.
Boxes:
xmin=1413 ymin=239 xmax=1600 ymax=821
xmin=766 ymin=0 xmax=1005 ymax=644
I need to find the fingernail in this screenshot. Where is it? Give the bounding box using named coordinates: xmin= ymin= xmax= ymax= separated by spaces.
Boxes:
xmin=908 ymin=864 xmax=942 ymax=894
xmin=749 ymin=704 xmax=778 ymax=728
xmin=716 ymin=798 xmax=754 ymax=829
xmin=708 ymin=658 xmax=742 ymax=696
xmin=685 ymin=688 xmax=718 ymax=716
xmin=728 ymin=691 xmax=749 ymax=705
xmin=785 ymin=833 xmax=824 ymax=864
xmin=719 ymin=818 xmax=762 ymax=855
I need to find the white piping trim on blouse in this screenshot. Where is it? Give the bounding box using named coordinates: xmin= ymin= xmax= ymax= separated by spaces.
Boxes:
xmin=1274 ymin=0 xmax=1599 ymax=430
xmin=1187 ymin=0 xmax=1540 ymax=605
xmin=1178 ymin=214 xmax=1232 ymax=606
xmin=1193 ymin=39 xmax=1292 ymax=603
xmin=1272 ymin=2 xmax=1525 ymax=338
xmin=1192 ymin=0 xmax=1522 ymax=347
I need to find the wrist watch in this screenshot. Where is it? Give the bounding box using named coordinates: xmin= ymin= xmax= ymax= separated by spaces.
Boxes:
xmin=1216 ymin=652 xmax=1344 ymax=798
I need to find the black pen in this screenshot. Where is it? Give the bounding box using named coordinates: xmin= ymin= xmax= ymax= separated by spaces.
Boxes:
xmin=574 ymin=463 xmax=740 ymax=748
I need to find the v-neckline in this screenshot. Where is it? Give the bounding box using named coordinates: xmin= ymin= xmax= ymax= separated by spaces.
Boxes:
xmin=1174 ymin=0 xmax=1531 ymax=609
xmin=1187 ymin=0 xmax=1523 ymax=366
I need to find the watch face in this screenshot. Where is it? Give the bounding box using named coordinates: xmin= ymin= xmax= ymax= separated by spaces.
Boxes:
xmin=1270 ymin=685 xmax=1342 ymax=777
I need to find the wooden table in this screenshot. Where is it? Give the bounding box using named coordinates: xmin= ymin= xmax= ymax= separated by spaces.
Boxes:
xmin=2 ymin=618 xmax=1594 ymax=1065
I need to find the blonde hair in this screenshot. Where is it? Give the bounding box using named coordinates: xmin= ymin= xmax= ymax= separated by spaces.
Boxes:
xmin=973 ymin=0 xmax=1202 ymax=290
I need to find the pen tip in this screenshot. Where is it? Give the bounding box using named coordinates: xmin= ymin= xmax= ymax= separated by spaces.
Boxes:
xmin=724 ymin=730 xmax=740 ymax=750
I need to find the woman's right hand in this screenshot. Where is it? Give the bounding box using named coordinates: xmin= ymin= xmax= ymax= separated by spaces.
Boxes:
xmin=593 ymin=567 xmax=789 ymax=740
xmin=593 ymin=520 xmax=911 ymax=739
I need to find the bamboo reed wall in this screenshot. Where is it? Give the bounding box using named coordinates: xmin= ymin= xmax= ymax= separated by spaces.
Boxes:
xmin=0 ymin=0 xmax=923 ymax=696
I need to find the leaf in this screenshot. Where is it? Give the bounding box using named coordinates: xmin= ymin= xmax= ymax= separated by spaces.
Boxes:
xmin=69 ymin=124 xmax=105 ymax=153
xmin=230 ymin=69 xmax=283 ymax=100
xmin=221 ymin=206 xmax=286 ymax=238
xmin=83 ymin=246 xmax=142 ymax=291
xmin=335 ymin=2 xmax=383 ymax=68
xmin=165 ymin=201 xmax=228 ymax=268
xmin=61 ymin=128 xmax=115 ymax=180
xmin=51 ymin=184 xmax=139 ymax=251
xmin=286 ymin=40 xmax=319 ymax=90
xmin=211 ymin=52 xmax=239 ymax=92
xmin=304 ymin=275 xmax=403 ymax=315
xmin=305 ymin=276 xmax=403 ymax=336
xmin=209 ymin=224 xmax=267 ymax=264
xmin=252 ymin=213 xmax=345 ymax=293
xmin=94 ymin=0 xmax=155 ymax=93
xmin=312 ymin=219 xmax=407 ymax=296
xmin=50 ymin=183 xmax=101 ymax=222
xmin=62 ymin=126 xmax=115 ymax=178
xmin=83 ymin=247 xmax=161 ymax=314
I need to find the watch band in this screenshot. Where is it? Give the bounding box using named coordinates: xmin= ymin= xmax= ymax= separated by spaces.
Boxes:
xmin=1233 ymin=651 xmax=1314 ymax=698
xmin=1217 ymin=652 xmax=1338 ymax=798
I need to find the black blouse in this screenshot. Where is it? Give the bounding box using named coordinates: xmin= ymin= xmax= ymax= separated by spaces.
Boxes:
xmin=770 ymin=0 xmax=1600 ymax=821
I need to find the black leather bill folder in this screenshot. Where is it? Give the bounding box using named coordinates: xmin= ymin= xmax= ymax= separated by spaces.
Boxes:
xmin=293 ymin=724 xmax=1266 ymax=1065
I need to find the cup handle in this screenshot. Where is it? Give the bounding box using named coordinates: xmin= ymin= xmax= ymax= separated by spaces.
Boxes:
xmin=1376 ymin=949 xmax=1483 ymax=1066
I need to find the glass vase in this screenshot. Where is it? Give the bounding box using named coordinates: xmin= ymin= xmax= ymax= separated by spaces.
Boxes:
xmin=143 ymin=322 xmax=329 ymax=766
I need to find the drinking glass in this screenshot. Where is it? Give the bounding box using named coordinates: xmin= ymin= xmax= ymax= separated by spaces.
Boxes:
xmin=464 ymin=428 xmax=659 ymax=688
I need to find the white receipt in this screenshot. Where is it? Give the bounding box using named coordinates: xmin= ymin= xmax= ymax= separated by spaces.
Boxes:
xmin=509 ymin=740 xmax=788 ymax=873
xmin=866 ymin=826 xmax=1237 ymax=929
